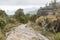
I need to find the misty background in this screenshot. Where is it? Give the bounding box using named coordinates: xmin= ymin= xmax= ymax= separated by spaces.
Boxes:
xmin=0 ymin=0 xmax=60 ymax=15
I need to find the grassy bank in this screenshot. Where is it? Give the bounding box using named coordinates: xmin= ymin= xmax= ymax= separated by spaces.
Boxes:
xmin=27 ymin=22 xmax=55 ymax=40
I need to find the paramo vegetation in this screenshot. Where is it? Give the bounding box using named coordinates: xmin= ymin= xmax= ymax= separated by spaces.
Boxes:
xmin=0 ymin=9 xmax=37 ymax=40
xmin=0 ymin=8 xmax=60 ymax=40
xmin=36 ymin=15 xmax=60 ymax=40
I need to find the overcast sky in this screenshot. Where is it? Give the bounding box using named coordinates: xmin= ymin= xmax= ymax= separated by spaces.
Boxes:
xmin=0 ymin=0 xmax=60 ymax=15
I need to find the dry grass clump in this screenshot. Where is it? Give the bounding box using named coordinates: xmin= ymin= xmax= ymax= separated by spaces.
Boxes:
xmin=36 ymin=16 xmax=46 ymax=24
xmin=35 ymin=15 xmax=60 ymax=40
xmin=46 ymin=15 xmax=57 ymax=23
xmin=36 ymin=15 xmax=57 ymax=24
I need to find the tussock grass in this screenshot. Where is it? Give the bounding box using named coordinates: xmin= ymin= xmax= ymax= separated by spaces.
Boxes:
xmin=27 ymin=22 xmax=43 ymax=32
xmin=0 ymin=29 xmax=6 ymax=40
xmin=27 ymin=22 xmax=55 ymax=40
xmin=54 ymin=32 xmax=60 ymax=40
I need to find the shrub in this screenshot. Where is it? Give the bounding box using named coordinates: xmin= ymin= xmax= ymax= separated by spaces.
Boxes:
xmin=36 ymin=15 xmax=57 ymax=25
xmin=36 ymin=16 xmax=45 ymax=25
xmin=0 ymin=10 xmax=8 ymax=18
xmin=36 ymin=15 xmax=60 ymax=33
xmin=0 ymin=17 xmax=7 ymax=29
xmin=7 ymin=18 xmax=17 ymax=24
xmin=19 ymin=15 xmax=29 ymax=24
xmin=46 ymin=15 xmax=57 ymax=23
xmin=30 ymin=14 xmax=37 ymax=22
xmin=14 ymin=9 xmax=24 ymax=20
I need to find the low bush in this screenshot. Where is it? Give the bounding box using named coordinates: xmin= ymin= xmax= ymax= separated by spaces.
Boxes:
xmin=19 ymin=15 xmax=29 ymax=24
xmin=7 ymin=18 xmax=17 ymax=24
xmin=0 ymin=17 xmax=7 ymax=29
xmin=36 ymin=15 xmax=60 ymax=33
xmin=30 ymin=14 xmax=37 ymax=22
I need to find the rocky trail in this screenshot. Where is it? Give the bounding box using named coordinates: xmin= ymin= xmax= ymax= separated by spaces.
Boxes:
xmin=6 ymin=24 xmax=49 ymax=40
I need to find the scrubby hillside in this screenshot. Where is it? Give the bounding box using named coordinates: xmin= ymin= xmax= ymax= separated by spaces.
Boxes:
xmin=36 ymin=14 xmax=60 ymax=40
